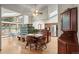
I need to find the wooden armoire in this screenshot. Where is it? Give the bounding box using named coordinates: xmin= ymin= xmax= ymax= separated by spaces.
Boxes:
xmin=58 ymin=7 xmax=79 ymax=54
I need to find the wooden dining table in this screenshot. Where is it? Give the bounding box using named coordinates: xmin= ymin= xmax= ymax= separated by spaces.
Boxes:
xmin=17 ymin=33 xmax=48 ymax=50
xmin=25 ymin=34 xmax=47 ymax=50
xmin=27 ymin=34 xmax=43 ymax=37
xmin=17 ymin=33 xmax=43 ymax=42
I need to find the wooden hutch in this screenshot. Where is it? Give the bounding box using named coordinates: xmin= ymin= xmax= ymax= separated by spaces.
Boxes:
xmin=58 ymin=7 xmax=79 ymax=54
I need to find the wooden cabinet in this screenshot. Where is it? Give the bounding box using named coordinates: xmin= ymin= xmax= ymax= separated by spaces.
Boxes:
xmin=58 ymin=31 xmax=78 ymax=54
xmin=58 ymin=7 xmax=78 ymax=54
xmin=58 ymin=40 xmax=67 ymax=53
xmin=70 ymin=8 xmax=77 ymax=31
xmin=62 ymin=10 xmax=70 ymax=31
xmin=61 ymin=7 xmax=77 ymax=31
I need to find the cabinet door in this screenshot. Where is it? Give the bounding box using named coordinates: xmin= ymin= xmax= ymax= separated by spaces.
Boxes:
xmin=67 ymin=44 xmax=78 ymax=54
xmin=62 ymin=11 xmax=70 ymax=31
xmin=58 ymin=40 xmax=67 ymax=54
xmin=70 ymin=8 xmax=77 ymax=31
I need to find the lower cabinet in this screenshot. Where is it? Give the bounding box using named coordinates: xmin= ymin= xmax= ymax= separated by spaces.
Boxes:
xmin=58 ymin=40 xmax=67 ymax=54
xmin=58 ymin=39 xmax=78 ymax=54
xmin=58 ymin=31 xmax=79 ymax=54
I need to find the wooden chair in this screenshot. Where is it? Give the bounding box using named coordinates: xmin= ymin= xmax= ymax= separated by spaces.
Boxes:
xmin=36 ymin=36 xmax=47 ymax=50
xmin=41 ymin=29 xmax=50 ymax=43
xmin=17 ymin=36 xmax=21 ymax=40
xmin=25 ymin=36 xmax=37 ymax=50
xmin=17 ymin=36 xmax=25 ymax=42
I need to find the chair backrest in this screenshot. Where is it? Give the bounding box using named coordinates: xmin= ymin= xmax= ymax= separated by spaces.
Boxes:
xmin=41 ymin=29 xmax=50 ymax=43
xmin=26 ymin=36 xmax=36 ymax=44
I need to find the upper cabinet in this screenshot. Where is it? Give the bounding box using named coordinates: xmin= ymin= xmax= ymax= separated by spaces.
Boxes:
xmin=61 ymin=7 xmax=77 ymax=32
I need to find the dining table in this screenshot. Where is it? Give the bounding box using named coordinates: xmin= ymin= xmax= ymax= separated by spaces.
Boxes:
xmin=25 ymin=33 xmax=47 ymax=50
xmin=27 ymin=33 xmax=43 ymax=37
xmin=17 ymin=33 xmax=43 ymax=41
xmin=17 ymin=33 xmax=47 ymax=50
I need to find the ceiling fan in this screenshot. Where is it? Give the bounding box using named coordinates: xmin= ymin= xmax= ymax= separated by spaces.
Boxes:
xmin=32 ymin=5 xmax=43 ymax=16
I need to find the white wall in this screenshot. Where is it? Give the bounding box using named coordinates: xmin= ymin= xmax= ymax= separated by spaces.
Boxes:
xmin=77 ymin=5 xmax=79 ymax=44
xmin=28 ymin=16 xmax=33 ymax=24
xmin=58 ymin=4 xmax=77 ymax=13
xmin=32 ymin=7 xmax=48 ymax=29
xmin=0 ymin=5 xmax=1 ymax=50
xmin=23 ymin=15 xmax=29 ymax=24
xmin=44 ymin=4 xmax=58 ymax=23
xmin=32 ymin=4 xmax=58 ymax=29
xmin=48 ymin=4 xmax=58 ymax=14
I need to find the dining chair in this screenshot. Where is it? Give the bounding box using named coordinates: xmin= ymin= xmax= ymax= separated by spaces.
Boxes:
xmin=25 ymin=36 xmax=37 ymax=50
xmin=36 ymin=36 xmax=47 ymax=50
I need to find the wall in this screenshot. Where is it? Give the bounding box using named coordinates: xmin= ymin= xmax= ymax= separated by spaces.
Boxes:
xmin=48 ymin=4 xmax=58 ymax=15
xmin=23 ymin=15 xmax=29 ymax=24
xmin=32 ymin=4 xmax=58 ymax=29
xmin=28 ymin=16 xmax=33 ymax=24
xmin=77 ymin=5 xmax=79 ymax=44
xmin=46 ymin=4 xmax=58 ymax=23
xmin=32 ymin=7 xmax=48 ymax=29
xmin=0 ymin=5 xmax=1 ymax=50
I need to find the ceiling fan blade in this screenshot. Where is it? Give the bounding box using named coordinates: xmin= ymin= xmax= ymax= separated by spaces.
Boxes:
xmin=39 ymin=12 xmax=43 ymax=14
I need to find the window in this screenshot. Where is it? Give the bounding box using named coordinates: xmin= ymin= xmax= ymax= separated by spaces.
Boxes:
xmin=17 ymin=15 xmax=29 ymax=35
xmin=49 ymin=10 xmax=58 ymax=23
xmin=1 ymin=17 xmax=17 ymax=38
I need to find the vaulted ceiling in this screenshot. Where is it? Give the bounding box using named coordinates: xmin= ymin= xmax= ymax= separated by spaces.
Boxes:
xmin=1 ymin=4 xmax=48 ymax=16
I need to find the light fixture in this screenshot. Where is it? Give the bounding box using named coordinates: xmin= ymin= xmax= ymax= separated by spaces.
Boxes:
xmin=32 ymin=5 xmax=39 ymax=16
xmin=32 ymin=5 xmax=43 ymax=16
xmin=33 ymin=9 xmax=39 ymax=16
xmin=36 ymin=10 xmax=38 ymax=13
